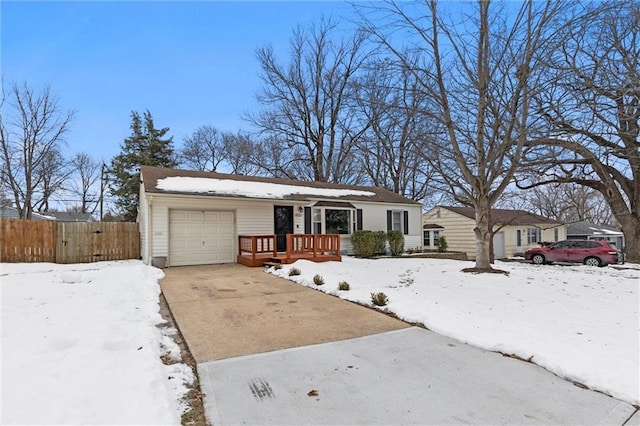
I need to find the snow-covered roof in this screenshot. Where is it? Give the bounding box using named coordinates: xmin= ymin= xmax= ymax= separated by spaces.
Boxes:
xmin=156 ymin=176 xmax=376 ymax=199
xmin=567 ymin=221 xmax=623 ymax=237
xmin=0 ymin=205 xmax=55 ymax=221
xmin=141 ymin=166 xmax=420 ymax=205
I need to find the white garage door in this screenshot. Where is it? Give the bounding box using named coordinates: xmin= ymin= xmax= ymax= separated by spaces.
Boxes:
xmin=169 ymin=210 xmax=235 ymax=266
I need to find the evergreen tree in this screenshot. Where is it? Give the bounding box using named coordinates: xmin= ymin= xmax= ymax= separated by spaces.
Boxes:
xmin=109 ymin=111 xmax=177 ymax=221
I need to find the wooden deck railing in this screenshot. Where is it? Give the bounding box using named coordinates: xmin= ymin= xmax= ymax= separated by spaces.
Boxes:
xmin=238 ymin=234 xmax=277 ymax=258
xmin=286 ymin=234 xmax=340 ymax=261
xmin=237 ymin=234 xmax=341 ymax=266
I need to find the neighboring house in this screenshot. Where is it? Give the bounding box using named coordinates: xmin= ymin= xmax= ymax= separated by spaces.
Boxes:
xmin=0 ymin=205 xmax=54 ymax=221
xmin=422 ymin=206 xmax=566 ymax=259
xmin=567 ymin=221 xmax=625 ymax=251
xmin=45 ymin=211 xmax=94 ymax=222
xmin=138 ymin=166 xmax=423 ymax=267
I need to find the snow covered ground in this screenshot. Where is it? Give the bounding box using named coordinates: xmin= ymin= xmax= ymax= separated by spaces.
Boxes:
xmin=1 ymin=260 xmax=193 ymax=425
xmin=269 ymin=257 xmax=640 ymax=406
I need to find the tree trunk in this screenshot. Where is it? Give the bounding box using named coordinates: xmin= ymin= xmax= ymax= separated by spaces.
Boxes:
xmin=474 ymin=201 xmax=493 ymax=269
xmin=620 ymin=217 xmax=640 ymax=264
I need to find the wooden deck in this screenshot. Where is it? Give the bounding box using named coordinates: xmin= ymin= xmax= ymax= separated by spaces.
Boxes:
xmin=237 ymin=234 xmax=341 ymax=267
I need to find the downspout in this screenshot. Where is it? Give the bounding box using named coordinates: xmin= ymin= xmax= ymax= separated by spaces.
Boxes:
xmin=147 ymin=195 xmax=153 ymax=265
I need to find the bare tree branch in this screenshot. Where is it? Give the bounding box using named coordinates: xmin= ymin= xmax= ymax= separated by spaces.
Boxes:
xmin=0 ymin=82 xmax=74 ymax=219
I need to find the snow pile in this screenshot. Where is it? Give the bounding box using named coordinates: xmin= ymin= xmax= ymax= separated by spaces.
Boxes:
xmin=1 ymin=260 xmax=193 ymax=425
xmin=269 ymin=257 xmax=640 ymax=405
xmin=156 ymin=176 xmax=376 ymax=199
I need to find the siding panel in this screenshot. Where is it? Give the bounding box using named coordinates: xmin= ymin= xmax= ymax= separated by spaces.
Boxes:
xmin=145 ymin=194 xmax=423 ymax=261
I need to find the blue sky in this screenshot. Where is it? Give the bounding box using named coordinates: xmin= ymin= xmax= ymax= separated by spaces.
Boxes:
xmin=1 ymin=1 xmax=357 ymax=164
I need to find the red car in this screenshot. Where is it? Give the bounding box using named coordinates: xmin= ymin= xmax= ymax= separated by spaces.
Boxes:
xmin=525 ymin=240 xmax=619 ymax=267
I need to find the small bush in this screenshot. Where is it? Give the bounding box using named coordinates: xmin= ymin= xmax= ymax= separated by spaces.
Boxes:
xmin=373 ymin=231 xmax=388 ymax=255
xmin=338 ymin=281 xmax=350 ymax=291
xmin=437 ymin=235 xmax=448 ymax=253
xmin=387 ymin=230 xmax=404 ymax=256
xmin=273 ymin=263 xmax=282 ymax=270
xmin=352 ymin=230 xmax=377 ymax=258
xmin=370 ymin=292 xmax=389 ymax=306
xmin=313 ymin=274 xmax=325 ymax=286
xmin=288 ymin=267 xmax=301 ymax=276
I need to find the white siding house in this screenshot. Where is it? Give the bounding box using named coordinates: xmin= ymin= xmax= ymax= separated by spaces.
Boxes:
xmin=423 ymin=206 xmax=566 ymax=259
xmin=139 ymin=166 xmax=423 ymax=267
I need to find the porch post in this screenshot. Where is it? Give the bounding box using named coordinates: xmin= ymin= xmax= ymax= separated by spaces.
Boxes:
xmin=251 ymin=236 xmax=257 ymax=262
xmin=272 ymin=234 xmax=277 ymax=257
xmin=313 ymin=234 xmax=318 ymax=259
xmin=286 ymin=234 xmax=292 ymax=262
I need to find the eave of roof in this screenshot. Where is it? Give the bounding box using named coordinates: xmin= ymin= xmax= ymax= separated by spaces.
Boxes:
xmin=423 ymin=223 xmax=444 ymax=229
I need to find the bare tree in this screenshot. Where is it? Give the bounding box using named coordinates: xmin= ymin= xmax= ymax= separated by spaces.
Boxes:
xmin=360 ymin=0 xmax=566 ymax=269
xmin=519 ymin=0 xmax=640 ymax=261
xmin=501 ymin=183 xmax=615 ymax=225
xmin=0 ymin=82 xmax=74 ymax=219
xmin=355 ymin=58 xmax=435 ymax=202
xmin=220 ymin=131 xmax=263 ymax=176
xmin=179 ymin=125 xmax=224 ymax=172
xmin=33 ymin=146 xmax=71 ymax=212
xmin=69 ymin=152 xmax=101 ymax=213
xmin=248 ymin=18 xmax=371 ymax=183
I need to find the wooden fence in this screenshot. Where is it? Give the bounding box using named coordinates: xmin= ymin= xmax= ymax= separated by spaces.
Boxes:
xmin=0 ymin=219 xmax=140 ymax=264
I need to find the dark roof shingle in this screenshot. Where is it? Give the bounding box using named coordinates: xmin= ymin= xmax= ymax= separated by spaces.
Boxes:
xmin=140 ymin=166 xmax=420 ymax=205
xmin=439 ymin=206 xmax=561 ymax=225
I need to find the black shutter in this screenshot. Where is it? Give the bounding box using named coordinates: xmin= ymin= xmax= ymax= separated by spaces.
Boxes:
xmin=387 ymin=210 xmax=392 ymax=231
xmin=304 ymin=207 xmax=311 ymax=234
xmin=403 ymin=210 xmax=409 ymax=235
xmin=356 ymin=209 xmax=363 ymax=231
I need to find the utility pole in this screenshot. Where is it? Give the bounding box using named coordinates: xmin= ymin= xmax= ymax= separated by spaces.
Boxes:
xmin=100 ymin=163 xmax=105 ymax=221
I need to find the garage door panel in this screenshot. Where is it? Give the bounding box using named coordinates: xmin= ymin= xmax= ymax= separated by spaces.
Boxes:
xmin=169 ymin=210 xmax=235 ymax=266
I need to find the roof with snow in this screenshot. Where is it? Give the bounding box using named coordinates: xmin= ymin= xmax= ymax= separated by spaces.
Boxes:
xmin=436 ymin=206 xmax=562 ymax=226
xmin=141 ymin=166 xmax=420 ymax=205
xmin=0 ymin=205 xmax=55 ymax=221
xmin=45 ymin=211 xmax=94 ymax=222
xmin=567 ymin=221 xmax=623 ymax=237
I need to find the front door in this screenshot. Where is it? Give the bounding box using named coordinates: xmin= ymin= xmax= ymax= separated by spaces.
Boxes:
xmin=274 ymin=206 xmax=294 ymax=252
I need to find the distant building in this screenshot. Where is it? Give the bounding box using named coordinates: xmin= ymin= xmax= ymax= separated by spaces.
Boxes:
xmin=0 ymin=206 xmax=94 ymax=222
xmin=0 ymin=205 xmax=54 ymax=221
xmin=44 ymin=211 xmax=95 ymax=222
xmin=566 ymin=221 xmax=625 ymax=250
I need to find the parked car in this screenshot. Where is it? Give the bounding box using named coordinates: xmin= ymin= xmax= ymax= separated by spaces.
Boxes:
xmin=525 ymin=240 xmax=619 ymax=267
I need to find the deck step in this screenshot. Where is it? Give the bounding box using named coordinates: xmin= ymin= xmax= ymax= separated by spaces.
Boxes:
xmin=263 ymin=261 xmax=281 ymax=268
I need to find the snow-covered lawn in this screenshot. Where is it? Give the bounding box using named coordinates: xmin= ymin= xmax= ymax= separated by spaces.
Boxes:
xmin=1 ymin=260 xmax=193 ymax=425
xmin=270 ymin=257 xmax=640 ymax=406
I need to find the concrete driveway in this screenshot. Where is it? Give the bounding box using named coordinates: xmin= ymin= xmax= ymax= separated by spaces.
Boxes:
xmin=160 ymin=264 xmax=409 ymax=362
xmin=160 ymin=264 xmax=638 ymax=425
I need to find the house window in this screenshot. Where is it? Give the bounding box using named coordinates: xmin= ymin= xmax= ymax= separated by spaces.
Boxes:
xmin=527 ymin=228 xmax=541 ymax=244
xmin=423 ymin=230 xmax=441 ymax=247
xmin=392 ymin=211 xmax=402 ymax=231
xmin=313 ymin=208 xmax=322 ymax=234
xmin=309 ymin=207 xmax=355 ymax=234
xmin=325 ymin=209 xmax=351 ymax=234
